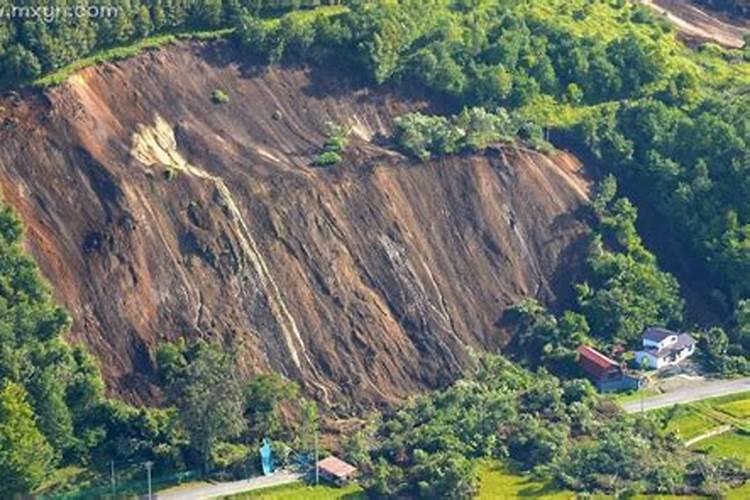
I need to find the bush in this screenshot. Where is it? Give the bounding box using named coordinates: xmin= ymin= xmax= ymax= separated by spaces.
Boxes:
xmin=313 ymin=121 xmax=349 ymax=166
xmin=211 ymin=89 xmax=229 ymax=104
xmin=392 ymin=106 xmax=538 ymax=161
xmin=313 ymin=151 xmax=342 ymax=166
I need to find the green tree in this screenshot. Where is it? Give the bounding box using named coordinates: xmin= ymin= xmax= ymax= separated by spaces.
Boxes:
xmin=0 ymin=382 xmax=55 ymax=494
xmin=163 ymin=341 xmax=246 ymax=473
xmin=244 ymin=373 xmax=299 ymax=439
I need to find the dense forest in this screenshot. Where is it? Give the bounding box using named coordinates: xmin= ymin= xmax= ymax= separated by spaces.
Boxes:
xmin=0 ymin=0 xmax=342 ymax=87
xmin=353 ymin=354 xmax=746 ymax=497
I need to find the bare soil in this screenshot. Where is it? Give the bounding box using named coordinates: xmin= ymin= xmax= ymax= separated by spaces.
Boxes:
xmin=641 ymin=0 xmax=749 ymax=48
xmin=0 ymin=42 xmax=591 ymax=411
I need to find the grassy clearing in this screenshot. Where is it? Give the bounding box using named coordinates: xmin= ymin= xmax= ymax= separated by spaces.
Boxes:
xmin=691 ymin=431 xmax=750 ymax=466
xmin=654 ymin=391 xmax=750 ymax=440
xmin=33 ymin=29 xmax=233 ymax=88
xmin=225 ymin=480 xmax=365 ymax=499
xmin=476 ymin=461 xmax=572 ymax=499
xmin=719 ymin=398 xmax=750 ymax=419
xmin=665 ymin=408 xmax=721 ymax=440
xmin=612 ymin=387 xmax=661 ymax=405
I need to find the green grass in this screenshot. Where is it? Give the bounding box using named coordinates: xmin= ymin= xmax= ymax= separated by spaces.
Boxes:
xmin=33 ymin=28 xmax=233 ymax=88
xmin=653 ymin=391 xmax=750 ymax=441
xmin=226 ymin=480 xmax=365 ymax=500
xmin=718 ymin=398 xmax=750 ymax=419
xmin=691 ymin=431 xmax=750 ymax=466
xmin=477 ymin=461 xmax=572 ymax=500
xmin=612 ymin=387 xmax=661 ymax=405
xmin=665 ymin=408 xmax=722 ymax=440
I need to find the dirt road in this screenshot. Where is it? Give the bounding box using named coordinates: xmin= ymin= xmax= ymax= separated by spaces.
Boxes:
xmin=639 ymin=0 xmax=749 ymax=48
xmin=622 ymin=377 xmax=750 ymax=412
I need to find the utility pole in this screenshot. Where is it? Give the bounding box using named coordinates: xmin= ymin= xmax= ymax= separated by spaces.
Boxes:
xmin=145 ymin=461 xmax=154 ymax=500
xmin=110 ymin=460 xmax=116 ymax=499
xmin=314 ymin=431 xmax=319 ymax=486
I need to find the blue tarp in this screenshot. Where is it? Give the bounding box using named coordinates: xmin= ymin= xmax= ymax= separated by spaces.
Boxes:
xmin=260 ymin=438 xmax=274 ymax=476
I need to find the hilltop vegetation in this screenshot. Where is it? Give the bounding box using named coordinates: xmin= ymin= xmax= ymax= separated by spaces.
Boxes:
xmin=0 ymin=0 xmax=340 ymax=88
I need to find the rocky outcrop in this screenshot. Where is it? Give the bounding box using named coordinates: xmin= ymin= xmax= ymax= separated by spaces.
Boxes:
xmin=0 ymin=42 xmax=590 ymax=412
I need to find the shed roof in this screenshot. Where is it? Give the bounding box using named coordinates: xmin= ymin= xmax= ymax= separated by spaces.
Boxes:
xmin=577 ymin=345 xmax=619 ymax=380
xmin=318 ymin=456 xmax=357 ymax=478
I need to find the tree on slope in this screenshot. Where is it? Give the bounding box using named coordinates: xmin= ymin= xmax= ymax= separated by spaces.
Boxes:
xmin=161 ymin=341 xmax=246 ymax=473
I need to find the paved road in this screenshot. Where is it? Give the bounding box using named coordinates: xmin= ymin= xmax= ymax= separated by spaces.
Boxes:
xmin=156 ymin=471 xmax=303 ymax=500
xmin=622 ymin=377 xmax=750 ymax=413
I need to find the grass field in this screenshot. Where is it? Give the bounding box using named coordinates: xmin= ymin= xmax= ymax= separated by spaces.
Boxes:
xmin=691 ymin=431 xmax=750 ymax=466
xmin=655 ymin=391 xmax=750 ymax=441
xmin=476 ymin=461 xmax=572 ymax=499
xmin=226 ymin=481 xmax=364 ymax=500
xmin=665 ymin=408 xmax=722 ymax=440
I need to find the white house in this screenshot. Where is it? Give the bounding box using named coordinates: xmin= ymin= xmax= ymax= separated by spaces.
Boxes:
xmin=634 ymin=327 xmax=696 ymax=370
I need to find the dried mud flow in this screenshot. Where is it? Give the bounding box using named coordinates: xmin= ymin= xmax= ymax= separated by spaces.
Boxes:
xmin=0 ymin=42 xmax=591 ymax=413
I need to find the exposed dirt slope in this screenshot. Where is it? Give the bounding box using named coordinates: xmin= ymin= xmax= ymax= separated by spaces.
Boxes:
xmin=640 ymin=0 xmax=749 ymax=47
xmin=0 ymin=43 xmax=590 ymax=411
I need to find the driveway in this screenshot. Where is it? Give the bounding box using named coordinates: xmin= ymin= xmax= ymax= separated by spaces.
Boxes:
xmin=156 ymin=471 xmax=304 ymax=500
xmin=622 ymin=377 xmax=750 ymax=413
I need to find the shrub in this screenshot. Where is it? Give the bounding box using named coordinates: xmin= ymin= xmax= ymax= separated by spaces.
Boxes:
xmin=313 ymin=121 xmax=350 ymax=166
xmin=313 ymin=151 xmax=343 ymax=166
xmin=211 ymin=89 xmax=229 ymax=104
xmin=392 ymin=106 xmax=537 ymax=161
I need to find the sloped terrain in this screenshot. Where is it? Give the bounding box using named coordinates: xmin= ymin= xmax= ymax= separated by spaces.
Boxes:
xmin=0 ymin=42 xmax=590 ymax=411
xmin=641 ymin=0 xmax=749 ymax=47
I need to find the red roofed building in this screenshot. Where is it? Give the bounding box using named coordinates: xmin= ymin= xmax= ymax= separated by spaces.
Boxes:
xmin=577 ymin=345 xmax=641 ymax=393
xmin=317 ymin=455 xmax=358 ymax=486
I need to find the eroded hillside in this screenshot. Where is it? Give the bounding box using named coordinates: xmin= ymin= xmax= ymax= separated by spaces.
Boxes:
xmin=0 ymin=42 xmax=590 ymax=411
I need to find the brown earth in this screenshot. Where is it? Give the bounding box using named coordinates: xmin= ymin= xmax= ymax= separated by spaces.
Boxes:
xmin=640 ymin=0 xmax=749 ymax=48
xmin=0 ymin=42 xmax=590 ymax=413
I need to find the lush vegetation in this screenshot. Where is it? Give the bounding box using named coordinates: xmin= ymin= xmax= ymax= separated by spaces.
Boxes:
xmin=345 ymin=354 xmax=747 ymax=498
xmin=313 ymin=121 xmax=350 ymax=166
xmin=393 ymin=107 xmax=549 ymax=161
xmin=657 ymin=391 xmax=750 ymax=440
xmin=505 ymin=176 xmax=684 ymax=377
xmin=0 ymin=0 xmax=342 ymax=89
xmin=0 ymin=203 xmax=123 ymax=495
xmin=155 ymin=339 xmax=320 ymax=478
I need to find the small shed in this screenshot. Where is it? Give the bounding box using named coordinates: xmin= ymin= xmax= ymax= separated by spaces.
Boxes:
xmin=577 ymin=345 xmax=641 ymax=392
xmin=317 ymin=455 xmax=358 ymax=486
